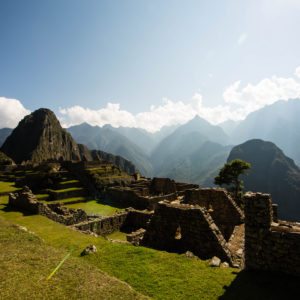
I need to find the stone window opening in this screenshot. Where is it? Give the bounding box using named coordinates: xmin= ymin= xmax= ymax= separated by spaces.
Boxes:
xmin=175 ymin=225 xmax=182 ymax=240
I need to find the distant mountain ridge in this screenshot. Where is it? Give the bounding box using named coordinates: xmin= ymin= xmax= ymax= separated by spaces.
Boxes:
xmin=0 ymin=128 xmax=13 ymax=147
xmin=2 ymin=99 xmax=300 ymax=190
xmin=232 ymin=99 xmax=300 ymax=164
xmin=67 ymin=123 xmax=153 ymax=176
xmin=67 ymin=115 xmax=229 ymax=182
xmin=228 ymin=139 xmax=300 ymax=221
xmin=150 ymin=115 xmax=229 ymax=179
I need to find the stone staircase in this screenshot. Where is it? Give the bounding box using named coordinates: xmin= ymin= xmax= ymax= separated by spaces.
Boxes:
xmin=227 ymin=224 xmax=245 ymax=267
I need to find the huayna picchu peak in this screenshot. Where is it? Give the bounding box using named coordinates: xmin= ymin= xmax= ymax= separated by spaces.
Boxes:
xmin=0 ymin=108 xmax=136 ymax=174
xmin=1 ymin=108 xmax=81 ymax=164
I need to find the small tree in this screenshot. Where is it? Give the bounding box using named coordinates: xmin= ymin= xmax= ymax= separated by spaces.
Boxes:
xmin=214 ymin=159 xmax=251 ymax=201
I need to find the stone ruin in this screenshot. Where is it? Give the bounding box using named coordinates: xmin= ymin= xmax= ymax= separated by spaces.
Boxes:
xmin=139 ymin=188 xmax=245 ymax=267
xmin=7 ymin=178 xmax=300 ymax=276
xmin=244 ymin=192 xmax=300 ymax=276
xmin=105 ymin=177 xmax=198 ymax=210
xmin=8 ymin=186 xmax=154 ymax=236
xmin=9 ymin=186 xmax=88 ymax=226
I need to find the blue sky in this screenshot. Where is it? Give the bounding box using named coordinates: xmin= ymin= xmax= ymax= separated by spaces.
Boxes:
xmin=1 ymin=0 xmax=300 ymax=131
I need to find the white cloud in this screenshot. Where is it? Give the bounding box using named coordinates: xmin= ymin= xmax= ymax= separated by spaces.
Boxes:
xmin=3 ymin=66 xmax=300 ymax=133
xmin=237 ymin=33 xmax=247 ymax=46
xmin=59 ymin=95 xmax=240 ymax=132
xmin=223 ymin=72 xmax=300 ymax=118
xmin=0 ymin=97 xmax=30 ymax=128
xmin=295 ymin=66 xmax=300 ymax=78
xmin=59 ymin=66 xmax=300 ymax=132
xmin=59 ymin=103 xmax=136 ymax=128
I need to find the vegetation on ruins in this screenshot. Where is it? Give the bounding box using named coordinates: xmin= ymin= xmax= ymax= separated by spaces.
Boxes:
xmin=214 ymin=159 xmax=251 ymax=202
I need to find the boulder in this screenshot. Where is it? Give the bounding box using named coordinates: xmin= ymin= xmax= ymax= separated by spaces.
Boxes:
xmin=209 ymin=256 xmax=221 ymax=267
xmin=81 ymin=245 xmax=97 ymax=256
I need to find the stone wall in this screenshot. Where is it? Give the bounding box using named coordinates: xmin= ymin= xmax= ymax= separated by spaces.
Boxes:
xmin=74 ymin=212 xmax=129 ymax=235
xmin=9 ymin=187 xmax=88 ymax=225
xmin=105 ymin=187 xmax=178 ymax=210
xmin=244 ymin=192 xmax=300 ymax=276
xmin=150 ymin=178 xmax=177 ymax=195
xmin=74 ymin=208 xmax=153 ymax=235
xmin=183 ymin=188 xmax=244 ymax=240
xmin=141 ymin=201 xmax=234 ymax=264
xmin=122 ymin=209 xmax=153 ymax=232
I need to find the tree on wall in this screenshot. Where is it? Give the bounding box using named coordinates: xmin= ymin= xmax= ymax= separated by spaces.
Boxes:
xmin=214 ymin=159 xmax=251 ymax=202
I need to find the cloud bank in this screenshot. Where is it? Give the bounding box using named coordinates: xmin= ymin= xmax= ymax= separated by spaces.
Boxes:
xmin=2 ymin=66 xmax=300 ymax=132
xmin=59 ymin=66 xmax=300 ymax=132
xmin=0 ymin=97 xmax=30 ymax=128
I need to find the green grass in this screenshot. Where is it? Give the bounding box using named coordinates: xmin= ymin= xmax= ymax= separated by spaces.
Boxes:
xmin=0 ymin=219 xmax=146 ymax=300
xmin=36 ymin=193 xmax=50 ymax=200
xmin=48 ymin=187 xmax=85 ymax=193
xmin=49 ymin=197 xmax=91 ymax=205
xmin=65 ymin=200 xmax=123 ymax=216
xmin=59 ymin=179 xmax=80 ymax=184
xmin=0 ymin=191 xmax=237 ymax=300
xmin=1 ymin=180 xmax=298 ymax=299
xmin=0 ymin=180 xmax=20 ymax=194
xmin=107 ymin=230 xmax=128 ymax=241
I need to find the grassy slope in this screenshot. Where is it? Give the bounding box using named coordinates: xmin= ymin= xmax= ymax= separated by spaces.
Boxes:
xmin=1 ymin=180 xmax=298 ymax=299
xmin=0 ymin=181 xmax=237 ymax=299
xmin=0 ymin=219 xmax=145 ymax=300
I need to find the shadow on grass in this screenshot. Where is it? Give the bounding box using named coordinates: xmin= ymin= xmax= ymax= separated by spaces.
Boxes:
xmin=0 ymin=204 xmax=36 ymax=216
xmin=97 ymin=198 xmax=130 ymax=210
xmin=220 ymin=270 xmax=299 ymax=300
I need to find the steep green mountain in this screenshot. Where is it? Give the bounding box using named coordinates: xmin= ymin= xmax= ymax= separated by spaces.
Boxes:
xmin=228 ymin=139 xmax=300 ymax=221
xmin=1 ymin=108 xmax=82 ymax=164
xmin=0 ymin=128 xmax=13 ymax=146
xmin=151 ymin=115 xmax=229 ymax=175
xmin=232 ymin=99 xmax=300 ymax=164
xmin=0 ymin=109 xmax=136 ymax=174
xmin=67 ymin=123 xmax=152 ymax=176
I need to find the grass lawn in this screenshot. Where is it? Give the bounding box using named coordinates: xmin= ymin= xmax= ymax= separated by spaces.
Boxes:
xmin=0 ymin=191 xmax=237 ymax=299
xmin=0 ymin=219 xmax=145 ymax=300
xmin=106 ymin=230 xmax=128 ymax=241
xmin=66 ymin=200 xmax=123 ymax=216
xmin=0 ymin=180 xmax=20 ymax=194
xmin=48 ymin=187 xmax=85 ymax=193
xmin=1 ymin=180 xmax=298 ymax=299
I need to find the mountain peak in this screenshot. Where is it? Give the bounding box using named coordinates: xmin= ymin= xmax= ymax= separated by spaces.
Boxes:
xmin=228 ymin=139 xmax=300 ymax=220
xmin=1 ymin=108 xmax=81 ymax=164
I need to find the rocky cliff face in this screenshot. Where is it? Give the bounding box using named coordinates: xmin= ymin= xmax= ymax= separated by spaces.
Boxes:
xmin=1 ymin=108 xmax=81 ymax=164
xmin=0 ymin=109 xmax=137 ymax=174
xmin=228 ymin=139 xmax=300 ymax=221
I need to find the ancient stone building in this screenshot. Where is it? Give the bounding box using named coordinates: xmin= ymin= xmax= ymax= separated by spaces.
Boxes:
xmin=141 ymin=200 xmax=234 ymax=264
xmin=244 ymin=192 xmax=300 ymax=276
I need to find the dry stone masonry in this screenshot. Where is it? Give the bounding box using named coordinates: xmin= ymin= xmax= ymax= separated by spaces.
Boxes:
xmin=244 ymin=192 xmax=300 ymax=276
xmin=141 ymin=200 xmax=235 ymax=264
xmin=9 ymin=187 xmax=88 ymax=225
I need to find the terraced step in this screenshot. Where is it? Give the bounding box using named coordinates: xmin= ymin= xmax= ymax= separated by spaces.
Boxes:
xmin=57 ymin=179 xmax=81 ymax=189
xmin=35 ymin=193 xmax=50 ymax=201
xmin=47 ymin=187 xmax=87 ymax=200
xmin=50 ymin=196 xmax=91 ymax=205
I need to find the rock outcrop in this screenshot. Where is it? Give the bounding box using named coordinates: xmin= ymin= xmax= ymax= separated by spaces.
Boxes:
xmin=1 ymin=108 xmax=81 ymax=164
xmin=1 ymin=108 xmax=137 ymax=174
